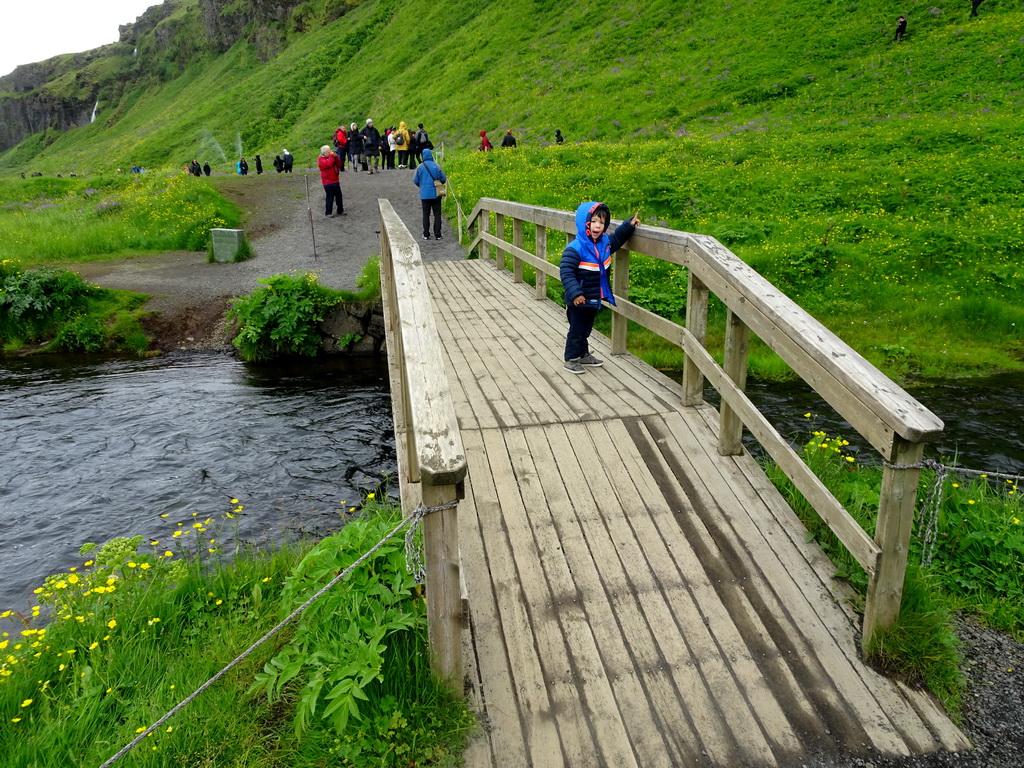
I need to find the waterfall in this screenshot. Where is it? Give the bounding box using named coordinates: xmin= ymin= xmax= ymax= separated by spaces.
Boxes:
xmin=90 ymin=100 xmax=99 ymax=124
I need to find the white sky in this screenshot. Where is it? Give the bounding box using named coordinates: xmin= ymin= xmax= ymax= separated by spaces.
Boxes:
xmin=1 ymin=1 xmax=160 ymax=79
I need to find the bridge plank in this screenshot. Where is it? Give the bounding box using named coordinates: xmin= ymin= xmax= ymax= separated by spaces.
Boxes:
xmin=459 ymin=428 xmax=562 ymax=766
xmin=645 ymin=410 xmax=917 ymax=756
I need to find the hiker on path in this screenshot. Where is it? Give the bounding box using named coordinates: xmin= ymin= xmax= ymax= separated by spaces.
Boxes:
xmin=892 ymin=16 xmax=907 ymax=42
xmin=412 ymin=122 xmax=431 ymax=165
xmin=478 ymin=130 xmax=493 ymax=151
xmin=273 ymin=155 xmax=283 ymax=173
xmin=202 ymin=161 xmax=211 ymax=176
xmin=413 ymin=148 xmax=447 ymax=241
xmin=347 ymin=124 xmax=364 ymax=172
xmin=281 ymin=150 xmax=294 ymax=172
xmin=190 ymin=159 xmax=201 ymax=176
xmin=361 ymin=119 xmax=383 ymax=174
xmin=501 ymin=129 xmax=517 ymax=148
xmin=318 ymin=145 xmax=346 ymax=218
xmin=395 ymin=121 xmax=412 ymax=168
xmin=385 ymin=128 xmax=397 ymax=170
xmin=254 ymin=155 xmax=263 ymax=174
xmin=334 ymin=125 xmax=348 ymax=171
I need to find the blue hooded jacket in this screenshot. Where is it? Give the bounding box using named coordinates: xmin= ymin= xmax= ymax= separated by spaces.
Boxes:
xmin=559 ymin=201 xmax=635 ymax=307
xmin=413 ymin=148 xmax=447 ymax=200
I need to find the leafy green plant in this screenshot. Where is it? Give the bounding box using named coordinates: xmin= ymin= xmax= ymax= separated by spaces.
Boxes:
xmin=52 ymin=315 xmax=106 ymax=352
xmin=228 ymin=272 xmax=345 ymax=361
xmin=0 ymin=261 xmax=95 ymax=342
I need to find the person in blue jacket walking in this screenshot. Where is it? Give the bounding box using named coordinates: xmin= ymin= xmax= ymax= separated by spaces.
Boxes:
xmin=559 ymin=201 xmax=640 ymax=374
xmin=412 ymin=148 xmax=447 ymax=240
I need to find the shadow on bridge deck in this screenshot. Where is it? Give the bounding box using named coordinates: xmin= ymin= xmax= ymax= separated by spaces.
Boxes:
xmin=414 ymin=258 xmax=967 ymax=768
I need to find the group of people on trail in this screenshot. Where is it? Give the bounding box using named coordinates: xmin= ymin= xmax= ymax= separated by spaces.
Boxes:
xmin=332 ymin=120 xmax=434 ymax=173
xmin=478 ymin=128 xmax=563 ymax=150
xmin=316 ymin=120 xmax=448 ymax=241
xmin=273 ymin=151 xmax=294 ymax=173
xmin=183 ymin=160 xmax=211 ymax=176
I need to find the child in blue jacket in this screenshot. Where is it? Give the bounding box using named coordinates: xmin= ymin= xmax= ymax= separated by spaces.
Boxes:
xmin=559 ymin=201 xmax=639 ymax=374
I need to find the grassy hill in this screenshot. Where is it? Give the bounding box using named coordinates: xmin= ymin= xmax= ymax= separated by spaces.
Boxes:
xmin=1 ymin=0 xmax=1022 ymax=377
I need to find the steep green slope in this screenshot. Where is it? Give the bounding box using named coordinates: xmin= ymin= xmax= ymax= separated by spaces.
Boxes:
xmin=3 ymin=0 xmax=1020 ymax=172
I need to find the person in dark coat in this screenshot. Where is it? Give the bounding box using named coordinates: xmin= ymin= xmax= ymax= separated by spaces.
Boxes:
xmin=555 ymin=129 xmax=564 ymax=145
xmin=501 ymin=130 xmax=517 ymax=148
xmin=202 ymin=161 xmax=211 ymax=176
xmin=892 ymin=16 xmax=907 ymax=42
xmin=254 ymin=155 xmax=263 ymax=174
xmin=361 ymin=119 xmax=383 ymax=174
xmin=281 ymin=149 xmax=293 ymax=172
xmin=273 ymin=155 xmax=283 ymax=173
xmin=190 ymin=159 xmax=201 ymax=176
xmin=347 ymin=124 xmax=363 ymax=172
xmin=970 ymin=0 xmax=984 ymax=16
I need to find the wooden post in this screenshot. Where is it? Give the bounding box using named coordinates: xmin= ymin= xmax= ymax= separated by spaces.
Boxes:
xmin=512 ymin=219 xmax=524 ymax=283
xmin=611 ymin=248 xmax=630 ymax=355
xmin=479 ymin=209 xmax=490 ymax=263
xmin=494 ymin=213 xmax=505 ymax=270
xmin=862 ymin=438 xmax=925 ymax=651
xmin=719 ymin=309 xmax=750 ymax=455
xmin=422 ymin=481 xmax=463 ymax=695
xmin=535 ymin=225 xmax=548 ymax=300
xmin=682 ymin=272 xmax=709 ymax=406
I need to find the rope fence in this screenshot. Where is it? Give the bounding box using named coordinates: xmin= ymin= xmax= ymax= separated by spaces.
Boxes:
xmin=885 ymin=458 xmax=1023 ymax=567
xmin=96 ymin=499 xmax=457 ymax=768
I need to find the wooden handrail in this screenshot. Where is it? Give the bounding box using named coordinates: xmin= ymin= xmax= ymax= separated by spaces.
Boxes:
xmin=466 ymin=197 xmax=943 ymax=648
xmin=378 ymin=199 xmax=466 ymax=694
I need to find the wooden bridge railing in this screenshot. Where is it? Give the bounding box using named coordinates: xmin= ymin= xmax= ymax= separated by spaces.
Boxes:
xmin=378 ymin=199 xmax=466 ymax=694
xmin=466 ymin=198 xmax=943 ymax=648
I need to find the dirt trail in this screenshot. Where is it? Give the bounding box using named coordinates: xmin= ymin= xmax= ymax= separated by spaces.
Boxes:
xmin=70 ymin=166 xmax=465 ymax=351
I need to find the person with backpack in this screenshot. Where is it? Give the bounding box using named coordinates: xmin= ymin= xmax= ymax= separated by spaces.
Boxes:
xmin=413 ymin=148 xmax=448 ymax=241
xmin=501 ymin=129 xmax=517 ymax=148
xmin=281 ymin=149 xmax=293 ymax=172
xmin=395 ymin=121 xmax=412 ymax=168
xmin=478 ymin=130 xmax=493 ymax=151
xmin=413 ymin=123 xmax=431 ymax=166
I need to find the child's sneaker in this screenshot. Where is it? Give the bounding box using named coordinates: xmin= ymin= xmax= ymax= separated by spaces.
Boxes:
xmin=563 ymin=359 xmax=585 ymax=374
xmin=578 ymin=354 xmax=604 ymax=367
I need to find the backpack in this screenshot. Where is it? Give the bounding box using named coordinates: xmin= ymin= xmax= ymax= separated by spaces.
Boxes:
xmin=395 ymin=132 xmax=405 ymax=146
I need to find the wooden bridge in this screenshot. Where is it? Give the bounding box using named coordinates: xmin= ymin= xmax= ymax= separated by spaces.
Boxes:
xmin=377 ymin=198 xmax=970 ymax=767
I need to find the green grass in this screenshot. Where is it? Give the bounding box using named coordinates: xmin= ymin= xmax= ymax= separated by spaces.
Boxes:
xmin=0 ymin=497 xmax=474 ymax=767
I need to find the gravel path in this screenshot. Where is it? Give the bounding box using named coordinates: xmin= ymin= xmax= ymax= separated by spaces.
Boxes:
xmin=70 ymin=165 xmax=465 ymax=349
xmin=64 ymin=167 xmax=1024 ymax=768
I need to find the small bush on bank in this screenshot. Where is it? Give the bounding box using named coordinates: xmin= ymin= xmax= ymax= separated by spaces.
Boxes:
xmin=228 ymin=258 xmax=381 ymax=362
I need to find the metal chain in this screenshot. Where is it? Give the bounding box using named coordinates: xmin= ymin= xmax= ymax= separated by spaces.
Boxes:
xmin=884 ymin=458 xmax=1023 ymax=567
xmin=98 ymin=498 xmax=458 ymax=768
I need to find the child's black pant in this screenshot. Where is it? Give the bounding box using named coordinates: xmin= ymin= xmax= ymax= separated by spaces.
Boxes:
xmin=564 ymin=304 xmax=599 ymax=361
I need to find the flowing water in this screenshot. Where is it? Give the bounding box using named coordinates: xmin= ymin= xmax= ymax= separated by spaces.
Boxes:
xmin=0 ymin=354 xmax=396 ymax=614
xmin=2 ymin=354 xmax=1022 ymax=615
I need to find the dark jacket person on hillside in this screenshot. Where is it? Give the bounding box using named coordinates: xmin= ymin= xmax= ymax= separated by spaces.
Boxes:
xmin=501 ymin=130 xmax=517 ymax=148
xmin=361 ymin=119 xmax=383 ymax=174
xmin=412 ymin=148 xmax=447 ymax=241
xmin=317 ymin=145 xmax=346 ymax=217
xmin=281 ymin=150 xmax=294 ymax=172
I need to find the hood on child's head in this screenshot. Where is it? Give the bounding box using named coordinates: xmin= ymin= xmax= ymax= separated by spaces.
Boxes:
xmin=480 ymin=130 xmax=488 ymax=137
xmin=575 ymin=201 xmax=610 ymax=240
xmin=422 ymin=148 xmax=434 ymax=162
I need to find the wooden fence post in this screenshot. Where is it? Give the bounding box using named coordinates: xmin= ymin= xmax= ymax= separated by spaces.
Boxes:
xmin=719 ymin=309 xmax=750 ymax=455
xmin=535 ymin=225 xmax=548 ymax=300
xmin=513 ymin=219 xmax=524 ymax=283
xmin=682 ymin=273 xmax=709 ymax=406
xmin=611 ymin=248 xmax=630 ymax=355
xmin=422 ymin=481 xmax=463 ymax=695
xmin=494 ymin=213 xmax=505 ymax=270
xmin=862 ymin=438 xmax=925 ymax=651
xmin=479 ymin=209 xmax=490 ymax=263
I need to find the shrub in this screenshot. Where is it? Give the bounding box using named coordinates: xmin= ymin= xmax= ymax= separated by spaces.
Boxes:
xmin=228 ymin=272 xmax=345 ymax=361
xmin=0 ymin=261 xmax=95 ymax=343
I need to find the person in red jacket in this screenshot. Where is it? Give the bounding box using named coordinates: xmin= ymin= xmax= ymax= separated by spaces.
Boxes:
xmin=333 ymin=126 xmax=348 ymax=172
xmin=479 ymin=130 xmax=493 ymax=151
xmin=317 ymin=145 xmax=346 ymax=217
